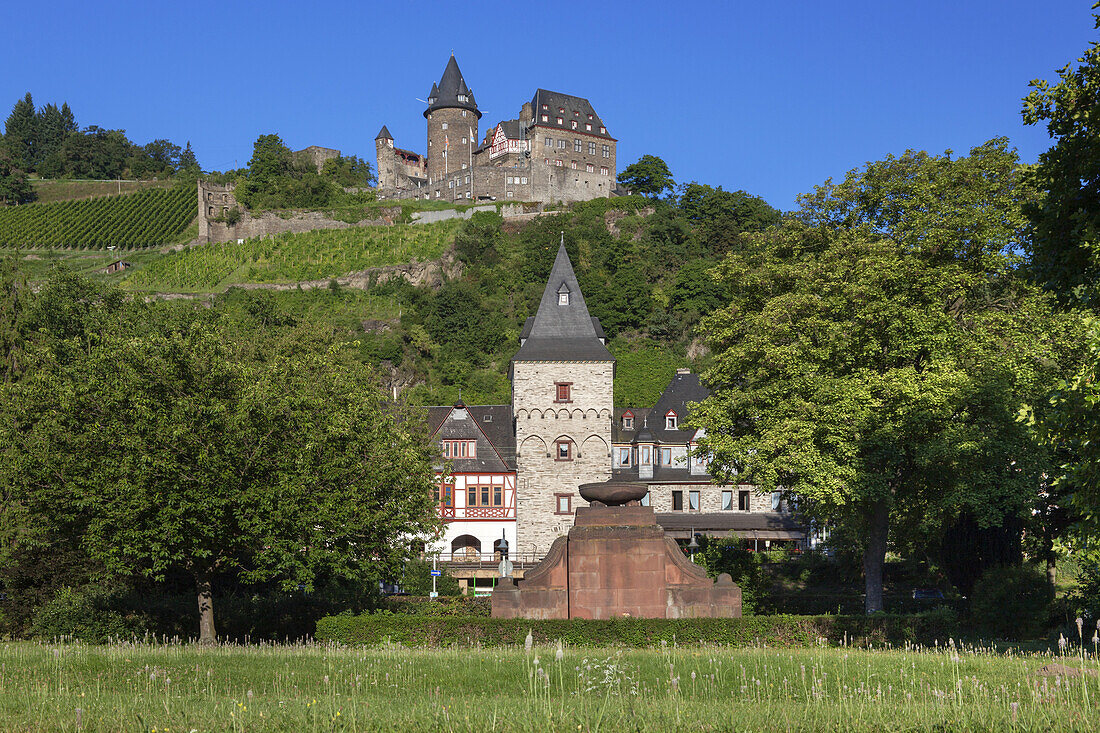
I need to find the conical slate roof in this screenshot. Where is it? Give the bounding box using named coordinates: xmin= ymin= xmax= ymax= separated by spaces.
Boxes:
xmin=512 ymin=243 xmax=614 ymax=363
xmin=424 ymin=55 xmax=482 ymax=119
xmin=375 ymin=125 xmax=393 ymax=141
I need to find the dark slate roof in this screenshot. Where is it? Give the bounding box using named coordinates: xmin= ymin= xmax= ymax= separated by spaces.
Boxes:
xmin=611 ymin=407 xmax=652 ymax=443
xmin=612 ymin=466 xmax=710 ymax=484
xmin=425 ymin=55 xmax=481 ymax=119
xmin=657 ymin=512 xmax=805 ymax=539
xmin=650 ymin=371 xmax=710 ymax=442
xmin=427 ymin=404 xmax=516 ymax=471
xmin=375 ymin=125 xmax=393 ymax=141
xmin=512 ymin=243 xmax=614 ymax=363
xmin=520 ymin=315 xmax=605 ymax=343
xmin=529 ymin=89 xmax=614 ymax=140
xmin=497 ymin=120 xmax=526 ymax=140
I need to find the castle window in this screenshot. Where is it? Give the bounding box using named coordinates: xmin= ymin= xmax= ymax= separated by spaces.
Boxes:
xmin=462 ymin=137 xmax=467 ymax=144
xmin=571 ymin=120 xmax=577 ymax=129
xmin=441 ymin=440 xmax=476 ymax=459
xmin=507 ymin=191 xmax=514 ymax=198
xmin=660 ymin=447 xmax=672 ymax=465
xmin=574 ymin=139 xmax=582 ymax=152
xmin=571 ymin=161 xmax=577 ymax=170
xmin=618 ymin=447 xmax=631 ymax=466
xmin=462 ymin=110 xmax=467 ymax=117
xmin=586 ymin=123 xmax=592 ymax=131
xmin=622 ymin=412 xmax=634 ymax=430
xmin=640 ymin=491 xmax=650 ymax=507
xmin=542 ymin=115 xmax=548 ymax=122
xmin=689 ymin=491 xmax=700 ymax=511
xmin=641 ymin=446 xmax=652 ymax=465
xmin=208 ymin=206 xmax=215 ymax=217
xmin=739 ymin=490 xmax=751 ymax=511
xmin=465 ymin=176 xmax=470 ymax=184
xmin=602 ymin=145 xmax=611 ymax=158
xmin=555 ymin=160 xmax=563 ymax=167
xmin=556 ymin=117 xmax=563 ymax=125
xmin=600 ymin=166 xmax=609 ymax=176
xmin=558 ymin=107 xmax=564 ymax=113
xmin=555 ymin=441 xmax=572 ymax=461
xmin=507 ymin=176 xmax=513 ymax=184
xmin=722 ymin=490 xmax=733 ymax=511
xmin=672 ymin=490 xmax=683 ymax=511
xmin=666 ymin=412 xmax=677 ymax=429
xmin=542 ymin=104 xmax=548 ymax=110
xmin=545 ymin=136 xmax=551 ymax=147
xmin=588 ymin=114 xmax=593 ymax=120
xmin=586 ymin=163 xmax=594 ymax=173
xmin=521 ymin=177 xmax=528 ymax=184
xmin=573 ymin=110 xmax=579 ymax=116
xmin=555 ymin=493 xmax=572 ymax=514
xmin=555 ymin=382 xmax=572 ymax=402
xmin=600 ymin=126 xmax=606 ymax=134
xmin=458 ymin=94 xmax=467 ymax=102
xmin=442 ymin=123 xmax=448 ymax=130
xmin=558 ymin=139 xmax=566 ymax=149
xmin=588 ymin=141 xmax=596 ymax=155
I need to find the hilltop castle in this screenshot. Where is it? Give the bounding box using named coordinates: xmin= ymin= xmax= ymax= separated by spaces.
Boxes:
xmin=376 ymin=55 xmax=620 ymax=204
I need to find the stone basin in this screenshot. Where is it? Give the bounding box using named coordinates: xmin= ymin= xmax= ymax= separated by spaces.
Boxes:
xmin=578 ymin=481 xmax=649 ymax=507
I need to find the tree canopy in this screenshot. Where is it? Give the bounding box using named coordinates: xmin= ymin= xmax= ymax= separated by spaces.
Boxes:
xmin=617 ymin=155 xmax=675 ymax=198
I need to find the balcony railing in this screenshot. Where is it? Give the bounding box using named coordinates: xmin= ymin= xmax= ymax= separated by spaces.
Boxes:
xmin=438 ymin=505 xmax=516 ymax=520
xmin=434 ymin=551 xmax=542 ymax=567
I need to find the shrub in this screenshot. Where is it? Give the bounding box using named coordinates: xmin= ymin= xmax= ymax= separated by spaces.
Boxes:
xmin=969 ymin=564 xmax=1053 ymax=639
xmin=315 ymin=611 xmax=959 ymax=648
xmin=28 ymin=587 xmax=153 ymax=642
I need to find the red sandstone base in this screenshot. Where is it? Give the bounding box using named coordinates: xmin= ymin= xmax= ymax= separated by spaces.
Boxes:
xmin=491 ymin=505 xmax=741 ymax=619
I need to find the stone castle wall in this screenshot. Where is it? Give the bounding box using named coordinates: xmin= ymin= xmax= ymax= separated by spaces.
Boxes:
xmin=513 ymin=360 xmax=614 ymax=557
xmin=426 ymin=107 xmax=478 ymax=185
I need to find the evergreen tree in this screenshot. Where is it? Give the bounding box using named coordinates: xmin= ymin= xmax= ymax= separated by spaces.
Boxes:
xmin=3 ymin=93 xmax=38 ymax=171
xmin=34 ymin=103 xmax=66 ymax=170
xmin=177 ymin=141 xmax=199 ymax=173
xmin=0 ymin=150 xmax=34 ymax=205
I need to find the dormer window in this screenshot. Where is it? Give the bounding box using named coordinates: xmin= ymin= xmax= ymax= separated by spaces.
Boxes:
xmin=666 ymin=411 xmax=678 ymax=429
xmin=622 ymin=411 xmax=634 ymax=430
xmin=558 ymin=292 xmax=569 ymax=305
xmin=458 ymin=94 xmax=468 ymax=102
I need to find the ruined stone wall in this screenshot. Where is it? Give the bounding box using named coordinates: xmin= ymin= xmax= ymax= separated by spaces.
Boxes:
xmin=513 ymin=360 xmax=614 ymax=557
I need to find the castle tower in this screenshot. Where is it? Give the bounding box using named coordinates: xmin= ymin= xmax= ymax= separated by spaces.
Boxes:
xmin=512 ymin=243 xmax=614 ymax=558
xmin=424 ymin=55 xmax=481 ymax=184
xmin=374 ymin=125 xmax=395 ymax=190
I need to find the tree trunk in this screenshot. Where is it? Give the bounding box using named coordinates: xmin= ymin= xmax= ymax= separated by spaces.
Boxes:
xmin=196 ymin=573 xmax=216 ymax=644
xmin=1044 ymin=533 xmax=1058 ymax=589
xmin=863 ymin=498 xmax=889 ymax=614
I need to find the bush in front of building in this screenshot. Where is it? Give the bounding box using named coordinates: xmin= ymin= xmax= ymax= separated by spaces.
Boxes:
xmin=316 ymin=609 xmax=961 ymax=648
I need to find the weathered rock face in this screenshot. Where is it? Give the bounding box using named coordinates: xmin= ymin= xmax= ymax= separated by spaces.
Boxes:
xmin=491 ymin=505 xmax=741 ymax=620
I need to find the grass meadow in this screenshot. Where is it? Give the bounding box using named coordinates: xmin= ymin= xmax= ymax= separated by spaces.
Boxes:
xmin=2 ymin=640 xmax=1099 ymax=732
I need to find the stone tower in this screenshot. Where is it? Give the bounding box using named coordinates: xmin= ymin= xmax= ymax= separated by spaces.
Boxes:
xmin=512 ymin=243 xmax=614 ymax=557
xmin=424 ymin=55 xmax=481 ymax=184
xmin=374 ymin=125 xmax=395 ymax=190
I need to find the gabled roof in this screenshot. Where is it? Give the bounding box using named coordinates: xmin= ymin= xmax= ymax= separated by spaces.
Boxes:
xmin=650 ymin=371 xmax=710 ymax=442
xmin=424 ymin=55 xmax=482 ymax=119
xmin=427 ymin=404 xmax=516 ymax=471
xmin=529 ymin=89 xmax=614 ymax=140
xmin=496 ymin=120 xmax=526 ymax=140
xmin=375 ymin=125 xmax=393 ymax=141
xmin=512 ymin=243 xmax=614 ymax=363
xmin=611 ymin=407 xmax=652 ymax=443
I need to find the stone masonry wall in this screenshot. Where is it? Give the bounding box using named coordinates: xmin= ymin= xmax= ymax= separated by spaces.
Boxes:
xmin=426 ymin=107 xmax=478 ymax=185
xmin=513 ymin=361 xmax=614 ymax=557
xmin=646 ymin=483 xmax=772 ymax=513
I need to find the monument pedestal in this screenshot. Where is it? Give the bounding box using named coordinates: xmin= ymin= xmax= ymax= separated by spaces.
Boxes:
xmin=492 ymin=505 xmax=741 ymax=619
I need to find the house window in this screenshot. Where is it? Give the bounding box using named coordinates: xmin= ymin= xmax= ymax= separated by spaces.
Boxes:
xmin=507 ymin=176 xmax=513 ymax=185
xmin=622 ymin=412 xmax=634 ymax=430
xmin=660 ymin=447 xmax=672 ymax=466
xmin=571 ymin=120 xmax=577 ymax=129
xmin=521 ymin=177 xmax=528 ymax=184
xmin=739 ymin=490 xmax=751 ymax=511
xmin=555 ymin=382 xmax=572 ymax=402
xmin=588 ymin=113 xmax=593 ymax=120
xmin=556 ymin=440 xmax=572 ymax=461
xmin=666 ymin=412 xmax=677 ymax=429
xmin=574 ymin=139 xmax=582 ymax=152
xmin=558 ymin=292 xmax=569 ymax=305
xmin=558 ymin=139 xmax=566 ymax=149
xmin=542 ymin=104 xmax=548 ymax=110
xmin=542 ymin=115 xmax=549 ymax=123
xmin=602 ymin=145 xmax=611 ymax=158
xmin=640 ymin=491 xmax=650 ymax=507
xmin=571 ymin=161 xmax=578 ymax=170
xmin=588 ymin=142 xmax=596 ymax=155
xmin=494 ymin=486 xmax=503 ymax=506
xmin=641 ymin=446 xmax=651 ymax=465
xmin=689 ymin=490 xmax=700 ymax=511
xmin=440 ymin=484 xmax=454 ymax=506
xmin=672 ymin=490 xmax=683 ymax=511
xmin=462 ymin=137 xmax=467 ymax=144
xmin=507 ymin=191 xmax=514 ymax=198
xmin=465 ymin=176 xmax=470 ymax=184
xmin=586 ymin=163 xmax=594 ymax=173
xmin=585 ymin=123 xmax=592 ymax=131
xmin=555 ymin=494 xmax=572 ymax=514
xmin=442 ymin=123 xmax=448 ymax=130
xmin=545 ymin=136 xmax=551 ymax=147
xmin=556 ymin=117 xmax=563 ymax=125
xmin=618 ymin=447 xmax=631 ymax=466
xmin=600 ymin=126 xmax=606 ymax=134
xmin=558 ymin=107 xmax=564 ymax=113
xmin=442 ymin=440 xmax=476 ymax=458
xmin=462 ymin=110 xmax=467 ymax=117
xmin=600 ymin=167 xmax=609 ymax=176
xmin=722 ymin=490 xmax=733 ymax=511
xmin=555 ymin=159 xmax=563 ymax=167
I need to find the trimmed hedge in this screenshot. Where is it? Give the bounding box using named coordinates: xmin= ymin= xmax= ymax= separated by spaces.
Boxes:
xmin=379 ymin=595 xmax=491 ymax=617
xmin=315 ymin=609 xmax=959 ymax=648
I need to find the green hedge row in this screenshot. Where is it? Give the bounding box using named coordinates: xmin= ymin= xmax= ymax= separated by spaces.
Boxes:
xmin=315 ymin=609 xmax=959 ymax=648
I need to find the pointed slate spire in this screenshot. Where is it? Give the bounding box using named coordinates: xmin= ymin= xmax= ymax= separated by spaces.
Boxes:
xmin=512 ymin=241 xmax=614 ymax=363
xmin=375 ymin=125 xmax=393 ymax=141
xmin=424 ymin=55 xmax=481 ymax=119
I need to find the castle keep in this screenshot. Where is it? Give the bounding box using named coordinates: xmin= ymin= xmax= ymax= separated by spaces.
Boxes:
xmin=376 ymin=55 xmax=619 ymax=204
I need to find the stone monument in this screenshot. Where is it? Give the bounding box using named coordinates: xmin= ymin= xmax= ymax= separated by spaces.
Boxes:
xmin=491 ymin=480 xmax=741 ymax=619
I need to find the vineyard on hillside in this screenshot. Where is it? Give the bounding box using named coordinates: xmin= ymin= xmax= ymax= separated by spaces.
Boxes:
xmin=123 ymin=219 xmax=461 ymax=292
xmin=0 ymin=185 xmax=195 ymax=249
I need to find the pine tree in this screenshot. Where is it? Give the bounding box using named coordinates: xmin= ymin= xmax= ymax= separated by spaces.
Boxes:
xmin=35 ymin=103 xmax=65 ymax=169
xmin=177 ymin=141 xmax=199 ymax=173
xmin=3 ymin=93 xmax=38 ymax=171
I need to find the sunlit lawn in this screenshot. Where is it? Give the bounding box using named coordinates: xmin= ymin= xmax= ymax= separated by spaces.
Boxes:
xmin=1 ymin=640 xmax=1099 ymax=731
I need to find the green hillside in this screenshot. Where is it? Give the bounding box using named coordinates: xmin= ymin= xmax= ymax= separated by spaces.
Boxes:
xmin=122 ymin=220 xmax=461 ymax=293
xmin=30 ymin=178 xmax=174 ymax=203
xmin=0 ymin=184 xmax=196 ymax=249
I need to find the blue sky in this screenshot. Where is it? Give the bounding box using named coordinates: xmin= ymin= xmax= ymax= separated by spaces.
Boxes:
xmin=1 ymin=1 xmax=1093 ymax=211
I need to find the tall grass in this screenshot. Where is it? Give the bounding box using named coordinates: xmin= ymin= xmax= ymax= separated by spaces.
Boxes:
xmin=1 ymin=640 xmax=1098 ymax=731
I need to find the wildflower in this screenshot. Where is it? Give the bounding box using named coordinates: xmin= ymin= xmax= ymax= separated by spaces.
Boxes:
xmin=525 ymin=631 xmax=533 ymax=652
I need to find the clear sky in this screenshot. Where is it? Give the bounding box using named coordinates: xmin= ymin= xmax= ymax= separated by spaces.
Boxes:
xmin=1 ymin=0 xmax=1093 ymax=211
